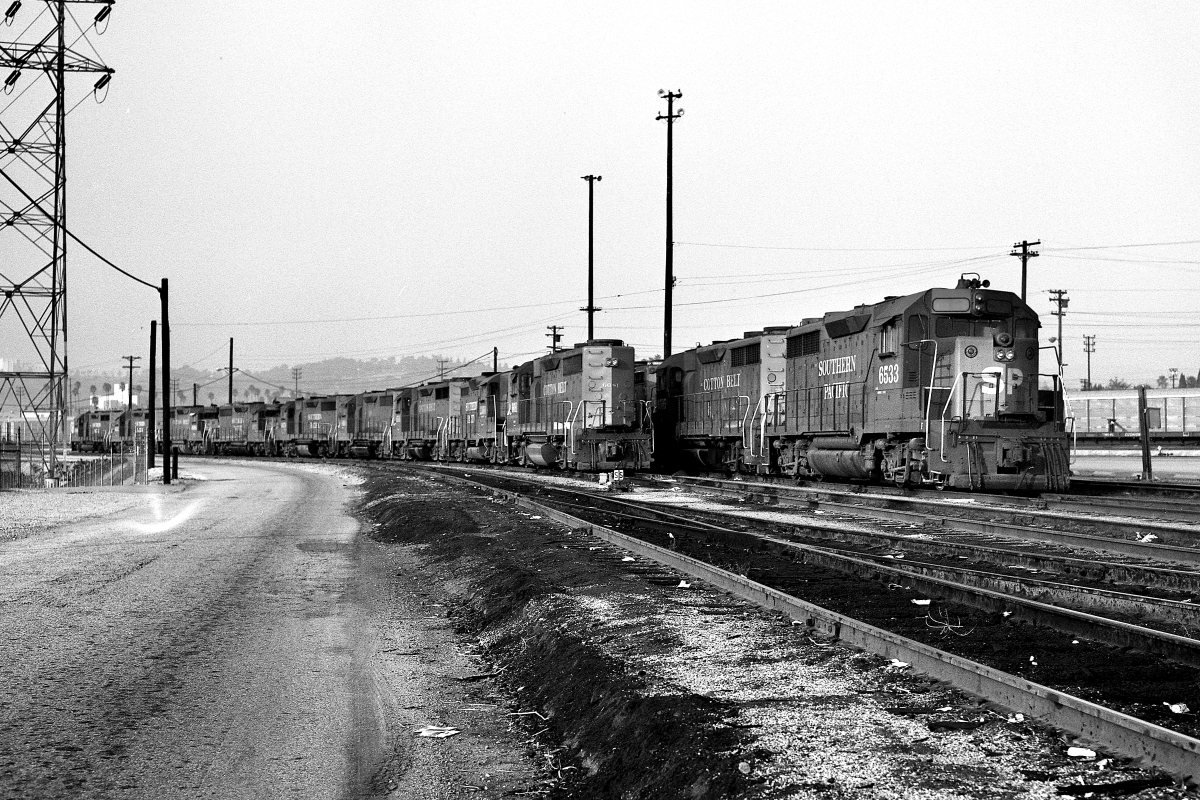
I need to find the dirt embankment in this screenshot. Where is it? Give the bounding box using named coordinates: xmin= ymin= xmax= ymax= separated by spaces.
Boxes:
xmin=357 ymin=468 xmax=1187 ymax=800
xmin=359 ymin=470 xmax=749 ymax=799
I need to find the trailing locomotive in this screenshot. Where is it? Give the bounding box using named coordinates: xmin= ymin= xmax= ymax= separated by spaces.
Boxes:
xmin=71 ymin=275 xmax=1071 ymax=492
xmin=654 ymin=275 xmax=1071 ymax=491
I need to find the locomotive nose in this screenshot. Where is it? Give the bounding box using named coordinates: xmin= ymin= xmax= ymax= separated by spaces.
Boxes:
xmin=993 ymin=332 xmax=1014 ymax=347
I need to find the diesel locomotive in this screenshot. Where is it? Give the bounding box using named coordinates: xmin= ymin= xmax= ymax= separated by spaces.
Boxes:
xmin=654 ymin=275 xmax=1071 ymax=491
xmin=72 ymin=275 xmax=1072 ymax=492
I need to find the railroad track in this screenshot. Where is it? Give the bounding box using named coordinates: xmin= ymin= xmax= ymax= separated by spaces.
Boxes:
xmin=410 ymin=463 xmax=1200 ymax=782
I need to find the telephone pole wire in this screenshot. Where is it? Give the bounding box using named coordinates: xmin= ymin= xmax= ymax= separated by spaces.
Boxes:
xmin=657 ymin=89 xmax=683 ymax=358
xmin=1010 ymin=239 xmax=1040 ymax=302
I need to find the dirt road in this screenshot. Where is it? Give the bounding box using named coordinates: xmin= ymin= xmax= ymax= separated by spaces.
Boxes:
xmin=0 ymin=461 xmax=532 ymax=799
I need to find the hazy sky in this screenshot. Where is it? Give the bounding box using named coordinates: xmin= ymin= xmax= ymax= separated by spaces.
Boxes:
xmin=23 ymin=1 xmax=1200 ymax=389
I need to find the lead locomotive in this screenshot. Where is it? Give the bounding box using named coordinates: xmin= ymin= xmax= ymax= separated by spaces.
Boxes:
xmin=653 ymin=275 xmax=1071 ymax=491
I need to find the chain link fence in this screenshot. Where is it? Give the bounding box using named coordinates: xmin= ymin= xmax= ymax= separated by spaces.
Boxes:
xmin=1 ymin=430 xmax=149 ymax=490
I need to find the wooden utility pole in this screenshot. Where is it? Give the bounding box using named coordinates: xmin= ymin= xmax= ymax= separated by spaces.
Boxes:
xmin=1137 ymin=386 xmax=1153 ymax=482
xmin=546 ymin=326 xmax=563 ymax=353
xmin=227 ymin=338 xmax=234 ymax=404
xmin=122 ymin=355 xmax=141 ymax=437
xmin=161 ymin=278 xmax=171 ymax=485
xmin=148 ymin=321 xmax=156 ymax=469
xmin=1010 ymin=240 xmax=1040 ymax=302
xmin=581 ymin=174 xmax=602 ymax=341
xmin=1048 ymin=289 xmax=1068 ymax=369
xmin=1082 ymin=334 xmax=1095 ymax=390
xmin=657 ymin=89 xmax=683 ymax=357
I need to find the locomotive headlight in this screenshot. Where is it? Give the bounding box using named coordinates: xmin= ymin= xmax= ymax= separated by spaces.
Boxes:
xmin=604 ymin=358 xmax=618 ymax=367
xmin=1005 ymin=349 xmax=1015 ymax=360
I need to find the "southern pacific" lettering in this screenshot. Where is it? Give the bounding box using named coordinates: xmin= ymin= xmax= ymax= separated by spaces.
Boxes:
xmin=818 ymin=355 xmax=856 ymax=377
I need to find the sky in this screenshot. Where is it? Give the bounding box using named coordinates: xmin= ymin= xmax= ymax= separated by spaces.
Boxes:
xmin=4 ymin=1 xmax=1199 ymax=392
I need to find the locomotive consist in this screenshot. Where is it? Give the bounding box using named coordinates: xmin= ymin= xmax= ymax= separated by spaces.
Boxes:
xmin=655 ymin=275 xmax=1071 ymax=491
xmin=72 ymin=275 xmax=1072 ymax=492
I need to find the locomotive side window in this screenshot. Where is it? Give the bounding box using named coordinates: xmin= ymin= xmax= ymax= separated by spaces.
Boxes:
xmin=435 ymin=387 xmax=450 ymax=400
xmin=879 ymin=320 xmax=898 ymax=356
xmin=934 ymin=317 xmax=973 ymax=338
xmin=563 ymin=354 xmax=583 ymax=376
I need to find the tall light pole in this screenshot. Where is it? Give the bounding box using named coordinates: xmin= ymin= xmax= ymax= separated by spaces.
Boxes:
xmin=1170 ymin=367 xmax=1179 ymax=389
xmin=581 ymin=175 xmax=602 ymax=341
xmin=657 ymin=89 xmax=683 ymax=358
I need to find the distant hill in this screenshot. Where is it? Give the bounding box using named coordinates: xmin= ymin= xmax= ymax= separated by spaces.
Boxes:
xmin=71 ymin=354 xmax=504 ymax=407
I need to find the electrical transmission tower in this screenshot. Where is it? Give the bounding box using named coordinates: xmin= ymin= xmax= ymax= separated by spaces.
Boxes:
xmin=0 ymin=1 xmax=114 ymax=478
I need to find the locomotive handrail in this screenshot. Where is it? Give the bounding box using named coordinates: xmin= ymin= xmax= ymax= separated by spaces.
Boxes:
xmin=745 ymin=396 xmax=765 ymax=457
xmin=938 ymin=371 xmax=965 ymax=464
xmin=1040 ymin=344 xmax=1078 ymax=462
xmin=738 ymin=395 xmax=753 ymax=452
xmin=562 ymin=401 xmax=579 ymax=452
xmin=904 ymin=338 xmax=941 ymax=453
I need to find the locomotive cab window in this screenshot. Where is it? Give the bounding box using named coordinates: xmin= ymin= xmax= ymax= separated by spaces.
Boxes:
xmin=879 ymin=319 xmax=899 ymax=357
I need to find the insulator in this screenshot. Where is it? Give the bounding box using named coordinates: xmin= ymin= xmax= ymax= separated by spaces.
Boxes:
xmin=4 ymin=69 xmax=19 ymax=89
xmin=4 ymin=1 xmax=20 ymax=23
xmin=94 ymin=4 xmax=110 ymax=23
xmin=94 ymin=74 xmax=111 ymax=91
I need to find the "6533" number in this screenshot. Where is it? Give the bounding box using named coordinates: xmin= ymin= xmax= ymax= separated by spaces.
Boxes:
xmin=878 ymin=364 xmax=900 ymax=385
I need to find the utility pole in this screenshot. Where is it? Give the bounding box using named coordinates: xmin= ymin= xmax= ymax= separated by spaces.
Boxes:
xmin=1048 ymin=289 xmax=1069 ymax=371
xmin=291 ymin=367 xmax=302 ymax=397
xmin=161 ymin=278 xmax=171 ymax=485
xmin=227 ymin=337 xmax=234 ymax=404
xmin=436 ymin=358 xmax=449 ymax=378
xmin=1169 ymin=367 xmax=1179 ymax=389
xmin=492 ymin=347 xmax=498 ymax=373
xmin=193 ymin=383 xmax=198 ymax=406
xmin=122 ymin=355 xmax=140 ymax=437
xmin=149 ymin=321 xmax=157 ymax=470
xmin=1082 ymin=334 xmax=1095 ymax=390
xmin=0 ymin=3 xmax=115 ymax=480
xmin=546 ymin=325 xmax=564 ymax=353
xmin=581 ymin=174 xmax=602 ymax=341
xmin=1010 ymin=239 xmax=1040 ymax=302
xmin=657 ymin=89 xmax=683 ymax=358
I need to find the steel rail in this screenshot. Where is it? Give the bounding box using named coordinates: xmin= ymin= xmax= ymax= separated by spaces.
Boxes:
xmin=419 ymin=468 xmax=1200 ymax=781
xmin=661 ymin=475 xmax=1200 ymax=566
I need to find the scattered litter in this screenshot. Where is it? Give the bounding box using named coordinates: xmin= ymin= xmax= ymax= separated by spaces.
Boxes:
xmin=530 ymin=515 xmax=542 ymax=520
xmin=911 ymin=599 xmax=932 ymax=606
xmin=737 ymin=762 xmax=751 ymax=775
xmin=677 ymin=580 xmax=692 ymax=589
xmin=1002 ymin=611 xmax=1013 ymax=617
xmin=1066 ymin=746 xmax=1096 ymax=759
xmin=1136 ymin=533 xmax=1159 ymax=543
xmin=1007 ymin=713 xmax=1025 ymax=724
xmin=887 ymin=659 xmax=911 ymax=670
xmin=936 ymin=706 xmax=952 ymax=712
xmin=507 ymin=710 xmax=550 ymax=721
xmin=1029 ymin=655 xmax=1038 ymax=667
xmin=621 ymin=556 xmax=635 ymax=562
xmin=1072 ymin=639 xmax=1080 ymax=645
xmin=1165 ymin=702 xmax=1190 ymax=714
xmin=415 ymin=726 xmax=461 ymax=738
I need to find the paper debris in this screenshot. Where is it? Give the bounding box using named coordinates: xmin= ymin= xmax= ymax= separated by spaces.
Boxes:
xmin=1137 ymin=533 xmax=1159 ymax=543
xmin=1002 ymin=611 xmax=1013 ymax=617
xmin=621 ymin=556 xmax=635 ymax=562
xmin=677 ymin=580 xmax=692 ymax=589
xmin=416 ymin=726 xmax=461 ymax=739
xmin=911 ymin=599 xmax=932 ymax=606
xmin=530 ymin=515 xmax=542 ymax=520
xmin=887 ymin=659 xmax=911 ymax=670
xmin=737 ymin=761 xmax=751 ymax=775
xmin=1066 ymin=746 xmax=1096 ymax=759
xmin=1166 ymin=702 xmax=1190 ymax=714
xmin=1007 ymin=713 xmax=1025 ymax=723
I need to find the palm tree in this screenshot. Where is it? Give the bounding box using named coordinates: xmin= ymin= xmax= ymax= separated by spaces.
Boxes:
xmin=102 ymin=382 xmax=112 ymax=396
xmin=207 ymin=391 xmax=215 ymax=405
xmin=89 ymin=384 xmax=98 ymax=408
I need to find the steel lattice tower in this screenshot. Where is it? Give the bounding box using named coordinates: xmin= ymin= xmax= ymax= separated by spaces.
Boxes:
xmin=0 ymin=0 xmax=113 ymax=479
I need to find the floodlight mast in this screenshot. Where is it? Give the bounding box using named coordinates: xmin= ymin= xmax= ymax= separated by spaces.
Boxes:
xmin=0 ymin=0 xmax=115 ymax=482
